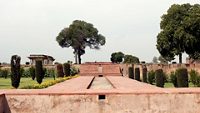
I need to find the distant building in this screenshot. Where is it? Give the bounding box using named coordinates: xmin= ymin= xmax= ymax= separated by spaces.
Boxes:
xmin=28 ymin=54 xmax=55 ymax=65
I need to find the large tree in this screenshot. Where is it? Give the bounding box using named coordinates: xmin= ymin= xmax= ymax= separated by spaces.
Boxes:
xmin=123 ymin=55 xmax=139 ymax=64
xmin=156 ymin=4 xmax=200 ymax=63
xmin=110 ymin=52 xmax=124 ymax=63
xmin=56 ymin=20 xmax=106 ymax=64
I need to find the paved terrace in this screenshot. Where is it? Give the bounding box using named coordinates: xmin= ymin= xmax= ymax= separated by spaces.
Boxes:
xmin=1 ymin=63 xmax=200 ymax=113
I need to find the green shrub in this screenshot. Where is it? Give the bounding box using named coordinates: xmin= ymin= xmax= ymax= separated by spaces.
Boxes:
xmin=135 ymin=68 xmax=140 ymax=81
xmin=63 ymin=63 xmax=70 ymax=77
xmin=142 ymin=67 xmax=147 ymax=83
xmin=22 ymin=69 xmax=31 ymax=77
xmin=128 ymin=67 xmax=134 ymax=79
xmin=190 ymin=70 xmax=198 ymax=86
xmin=45 ymin=68 xmax=55 ymax=78
xmin=29 ymin=66 xmax=35 ymax=80
xmin=155 ymin=69 xmax=165 ymax=87
xmin=176 ymin=68 xmax=188 ymax=87
xmin=20 ymin=67 xmax=25 ymax=77
xmin=148 ymin=70 xmax=155 ymax=84
xmin=70 ymin=66 xmax=79 ymax=76
xmin=170 ymin=71 xmax=177 ymax=87
xmin=56 ymin=64 xmax=64 ymax=77
xmin=11 ymin=55 xmax=21 ymax=88
xmin=1 ymin=69 xmax=9 ymax=79
xmin=35 ymin=60 xmax=44 ymax=84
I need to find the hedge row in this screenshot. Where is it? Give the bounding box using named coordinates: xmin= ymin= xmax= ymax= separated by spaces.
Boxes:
xmin=21 ymin=75 xmax=79 ymax=89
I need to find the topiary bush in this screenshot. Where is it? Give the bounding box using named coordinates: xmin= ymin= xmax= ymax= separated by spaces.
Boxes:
xmin=56 ymin=64 xmax=64 ymax=77
xmin=170 ymin=71 xmax=177 ymax=87
xmin=142 ymin=67 xmax=147 ymax=83
xmin=29 ymin=66 xmax=35 ymax=80
xmin=135 ymin=67 xmax=140 ymax=81
xmin=63 ymin=63 xmax=70 ymax=77
xmin=11 ymin=55 xmax=21 ymax=88
xmin=35 ymin=60 xmax=44 ymax=84
xmin=176 ymin=68 xmax=188 ymax=87
xmin=155 ymin=69 xmax=165 ymax=87
xmin=148 ymin=70 xmax=155 ymax=84
xmin=128 ymin=67 xmax=134 ymax=79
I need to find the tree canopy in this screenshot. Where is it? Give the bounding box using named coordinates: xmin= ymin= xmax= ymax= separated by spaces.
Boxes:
xmin=56 ymin=20 xmax=106 ymax=64
xmin=156 ymin=4 xmax=200 ymax=63
xmin=123 ymin=55 xmax=139 ymax=64
xmin=110 ymin=52 xmax=124 ymax=63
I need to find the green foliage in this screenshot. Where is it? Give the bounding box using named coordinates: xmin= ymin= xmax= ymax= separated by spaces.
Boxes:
xmin=56 ymin=20 xmax=106 ymax=64
xmin=29 ymin=66 xmax=35 ymax=80
xmin=56 ymin=64 xmax=64 ymax=77
xmin=148 ymin=70 xmax=155 ymax=84
xmin=45 ymin=68 xmax=55 ymax=79
xmin=176 ymin=68 xmax=188 ymax=87
xmin=142 ymin=67 xmax=147 ymax=83
xmin=189 ymin=70 xmax=200 ymax=87
xmin=155 ymin=69 xmax=165 ymax=87
xmin=63 ymin=63 xmax=71 ymax=77
xmin=128 ymin=67 xmax=134 ymax=79
xmin=124 ymin=55 xmax=139 ymax=64
xmin=157 ymin=4 xmax=200 ymax=63
xmin=135 ymin=68 xmax=140 ymax=81
xmin=21 ymin=75 xmax=79 ymax=89
xmin=170 ymin=71 xmax=177 ymax=87
xmin=11 ymin=55 xmax=21 ymax=88
xmin=70 ymin=66 xmax=79 ymax=76
xmin=35 ymin=60 xmax=44 ymax=84
xmin=110 ymin=52 xmax=124 ymax=63
xmin=1 ymin=69 xmax=9 ymax=79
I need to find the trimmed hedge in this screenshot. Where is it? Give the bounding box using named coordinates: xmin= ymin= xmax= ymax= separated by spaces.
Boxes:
xmin=155 ymin=69 xmax=164 ymax=87
xmin=176 ymin=68 xmax=188 ymax=87
xmin=11 ymin=55 xmax=21 ymax=88
xmin=63 ymin=63 xmax=70 ymax=77
xmin=21 ymin=75 xmax=79 ymax=89
xmin=35 ymin=60 xmax=44 ymax=84
xmin=142 ymin=67 xmax=147 ymax=83
xmin=135 ymin=68 xmax=140 ymax=81
xmin=56 ymin=64 xmax=64 ymax=77
xmin=128 ymin=67 xmax=134 ymax=79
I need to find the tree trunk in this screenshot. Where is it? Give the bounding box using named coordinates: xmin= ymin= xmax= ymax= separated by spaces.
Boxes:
xmin=78 ymin=49 xmax=81 ymax=64
xmin=74 ymin=50 xmax=78 ymax=64
xmin=179 ymin=53 xmax=182 ymax=64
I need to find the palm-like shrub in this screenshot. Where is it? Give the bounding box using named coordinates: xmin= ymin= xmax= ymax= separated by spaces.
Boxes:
xmin=29 ymin=66 xmax=35 ymax=80
xmin=148 ymin=70 xmax=155 ymax=84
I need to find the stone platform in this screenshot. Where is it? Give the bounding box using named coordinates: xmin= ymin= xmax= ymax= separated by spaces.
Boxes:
xmin=0 ymin=76 xmax=200 ymax=113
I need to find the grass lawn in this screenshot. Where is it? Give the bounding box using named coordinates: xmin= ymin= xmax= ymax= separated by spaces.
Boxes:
xmin=164 ymin=82 xmax=195 ymax=88
xmin=0 ymin=77 xmax=54 ymax=89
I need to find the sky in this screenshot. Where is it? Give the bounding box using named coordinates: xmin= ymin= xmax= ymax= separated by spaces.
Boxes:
xmin=0 ymin=0 xmax=199 ymax=64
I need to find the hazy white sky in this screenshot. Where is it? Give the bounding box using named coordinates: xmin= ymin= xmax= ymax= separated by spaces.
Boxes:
xmin=0 ymin=0 xmax=199 ymax=64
